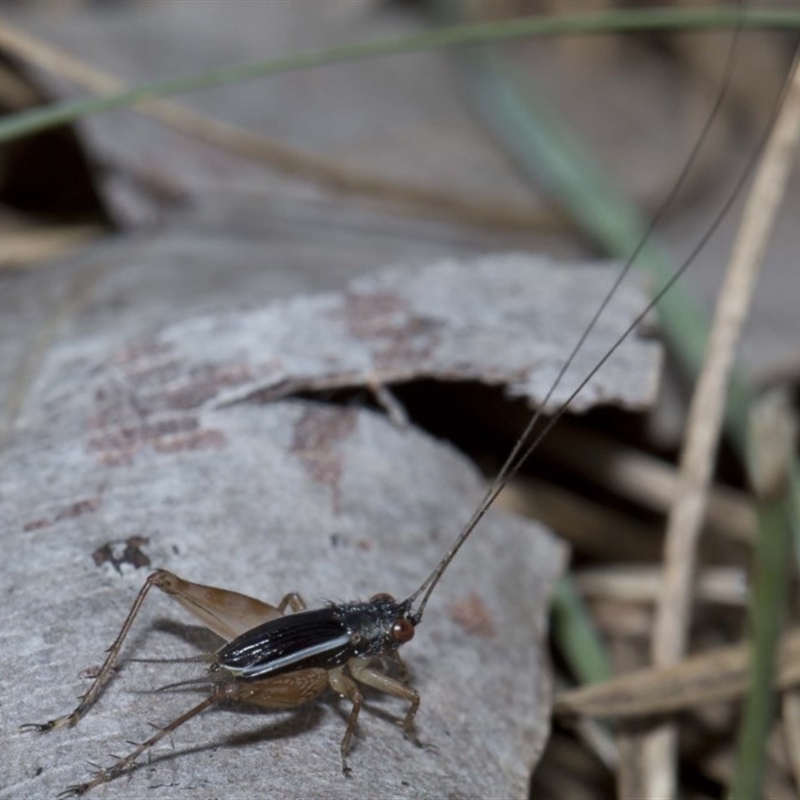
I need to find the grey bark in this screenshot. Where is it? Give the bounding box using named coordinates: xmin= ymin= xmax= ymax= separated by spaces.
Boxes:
xmin=1 ymin=255 xmax=659 ymax=798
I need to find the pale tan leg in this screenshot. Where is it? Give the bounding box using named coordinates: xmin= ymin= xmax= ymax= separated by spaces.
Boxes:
xmin=153 ymin=570 xmax=290 ymax=638
xmin=349 ymin=657 xmax=421 ymax=745
xmin=328 ymin=667 xmax=363 ymax=774
xmin=276 ymin=592 xmax=305 ymax=613
xmin=233 ymin=668 xmax=329 ymax=711
xmin=59 ymin=693 xmax=222 ymax=797
xmin=59 ymin=670 xmax=330 ymax=797
xmin=388 ymin=650 xmax=411 ymax=684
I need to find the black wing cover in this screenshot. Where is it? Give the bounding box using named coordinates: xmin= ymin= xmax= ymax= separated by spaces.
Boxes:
xmin=217 ymin=607 xmax=353 ymax=681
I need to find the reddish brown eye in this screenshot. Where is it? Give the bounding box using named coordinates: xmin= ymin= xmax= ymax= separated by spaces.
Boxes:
xmin=370 ymin=593 xmax=395 ymax=603
xmin=391 ymin=619 xmax=414 ymax=643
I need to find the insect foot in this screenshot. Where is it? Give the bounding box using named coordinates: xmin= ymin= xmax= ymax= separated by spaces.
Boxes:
xmin=58 ymin=775 xmax=102 ymax=798
xmin=57 ymin=764 xmax=123 ymax=799
xmin=20 ymin=709 xmax=82 ymax=734
xmin=24 ymin=572 xmax=434 ymax=795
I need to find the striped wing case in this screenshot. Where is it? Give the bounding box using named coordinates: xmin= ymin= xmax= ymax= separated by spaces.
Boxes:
xmin=217 ymin=607 xmax=353 ymax=681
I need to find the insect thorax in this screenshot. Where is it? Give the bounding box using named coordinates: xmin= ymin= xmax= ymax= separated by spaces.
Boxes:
xmin=332 ymin=594 xmax=416 ymax=659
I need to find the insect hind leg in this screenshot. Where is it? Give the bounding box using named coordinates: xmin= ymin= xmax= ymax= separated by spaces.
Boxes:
xmin=22 ymin=570 xmax=168 ymax=734
xmin=21 ymin=570 xmax=299 ymax=735
xmin=58 ymin=693 xmax=223 ymax=797
xmin=277 ymin=591 xmax=306 ymax=613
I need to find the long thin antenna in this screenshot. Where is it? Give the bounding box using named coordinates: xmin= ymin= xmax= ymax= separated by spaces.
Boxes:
xmin=408 ymin=5 xmax=768 ymax=622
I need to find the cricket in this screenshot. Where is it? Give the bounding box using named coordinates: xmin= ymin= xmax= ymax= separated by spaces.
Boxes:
xmin=17 ymin=4 xmax=799 ymax=798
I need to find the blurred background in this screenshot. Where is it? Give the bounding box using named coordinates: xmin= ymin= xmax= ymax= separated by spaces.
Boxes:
xmin=2 ymin=1 xmax=800 ymax=798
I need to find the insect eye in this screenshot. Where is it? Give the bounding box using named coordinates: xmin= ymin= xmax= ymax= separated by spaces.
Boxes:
xmin=391 ymin=619 xmax=414 ymax=643
xmin=370 ymin=592 xmax=395 ymax=603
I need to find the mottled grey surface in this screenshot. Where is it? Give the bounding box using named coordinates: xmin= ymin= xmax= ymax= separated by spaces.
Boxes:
xmin=0 ymin=2 xmax=675 ymax=794
xmin=0 ymin=255 xmax=661 ymax=798
xmin=19 ymin=0 xmax=543 ymax=227
xmin=4 ymin=398 xmax=561 ymax=799
xmin=80 ymin=254 xmax=660 ymax=417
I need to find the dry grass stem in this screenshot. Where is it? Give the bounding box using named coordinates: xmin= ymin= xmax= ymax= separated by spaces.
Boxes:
xmin=0 ymin=224 xmax=102 ymax=270
xmin=575 ymin=565 xmax=747 ymax=606
xmin=555 ymin=628 xmax=800 ymax=719
xmin=542 ymin=424 xmax=756 ymax=542
xmin=549 ymin=0 xmax=620 ymax=66
xmin=767 ymin=724 xmax=793 ymax=776
xmin=609 ymin=637 xmax=652 ymax=799
xmin=575 ymin=716 xmax=619 ymax=772
xmin=592 ymin=600 xmax=654 ymax=640
xmin=616 ymin=724 xmax=649 ymax=800
xmin=699 ymin=723 xmax=797 ymax=799
xmin=781 ymin=690 xmax=800 ymax=795
xmin=500 ymin=477 xmax=663 ymax=561
xmin=701 ymin=743 xmax=797 ymax=800
xmin=0 ymin=16 xmax=557 ymax=231
xmin=643 ymin=47 xmax=800 ymax=800
xmin=555 ymin=673 xmax=620 ymax=772
xmin=0 ymin=59 xmax=39 ymax=108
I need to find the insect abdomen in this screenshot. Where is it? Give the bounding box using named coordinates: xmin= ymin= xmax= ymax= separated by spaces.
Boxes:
xmin=217 ymin=607 xmax=353 ymax=681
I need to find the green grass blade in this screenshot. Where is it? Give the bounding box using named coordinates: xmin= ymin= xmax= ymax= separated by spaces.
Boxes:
xmin=444 ymin=11 xmax=800 ymax=798
xmin=1 ymin=7 xmax=800 ymax=145
xmin=551 ymin=578 xmax=611 ymax=686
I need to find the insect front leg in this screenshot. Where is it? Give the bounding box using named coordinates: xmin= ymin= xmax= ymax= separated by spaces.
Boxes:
xmin=328 ymin=655 xmax=422 ymax=773
xmin=327 ymin=666 xmax=363 ymax=774
xmin=349 ymin=656 xmax=421 ymax=745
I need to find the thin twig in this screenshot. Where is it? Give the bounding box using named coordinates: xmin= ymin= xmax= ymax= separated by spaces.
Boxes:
xmin=554 ymin=628 xmax=800 ymax=719
xmin=0 ymin=223 xmax=102 ymax=270
xmin=0 ymin=16 xmax=556 ymax=231
xmin=643 ymin=51 xmax=800 ymax=800
xmin=501 ymin=476 xmax=664 ymax=561
xmin=781 ymin=690 xmax=800 ymax=794
xmin=575 ymin=566 xmax=747 ymax=606
xmin=541 ymin=424 xmax=757 ymax=542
